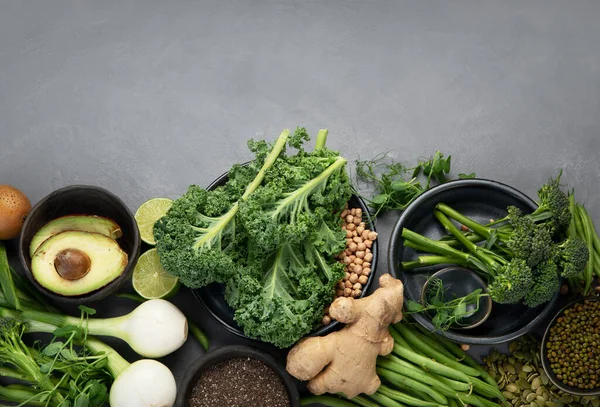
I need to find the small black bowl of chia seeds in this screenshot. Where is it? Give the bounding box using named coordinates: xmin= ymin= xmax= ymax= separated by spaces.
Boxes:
xmin=541 ymin=296 xmax=600 ymax=397
xmin=176 ymin=345 xmax=300 ymax=407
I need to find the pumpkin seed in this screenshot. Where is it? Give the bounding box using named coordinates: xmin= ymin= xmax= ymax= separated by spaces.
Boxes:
xmin=532 ymin=377 xmax=542 ymax=390
xmin=505 ymin=383 xmax=520 ymax=393
xmin=523 ymin=364 xmax=534 ymax=373
xmin=526 ymin=393 xmax=538 ymax=402
xmin=503 ymin=391 xmax=516 ymax=399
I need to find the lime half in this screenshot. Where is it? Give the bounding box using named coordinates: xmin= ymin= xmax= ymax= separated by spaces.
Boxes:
xmin=132 ymin=249 xmax=180 ymax=299
xmin=135 ymin=197 xmax=173 ymax=245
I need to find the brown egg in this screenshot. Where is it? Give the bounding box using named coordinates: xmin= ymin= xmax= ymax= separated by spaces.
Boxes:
xmin=0 ymin=185 xmax=32 ymax=240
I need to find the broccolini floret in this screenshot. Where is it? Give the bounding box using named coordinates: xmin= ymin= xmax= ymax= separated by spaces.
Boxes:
xmin=555 ymin=236 xmax=589 ymax=278
xmin=524 ymin=259 xmax=560 ymax=308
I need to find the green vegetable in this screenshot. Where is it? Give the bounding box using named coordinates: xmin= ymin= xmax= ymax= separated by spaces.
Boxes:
xmin=0 ymin=242 xmax=20 ymax=310
xmin=355 ymin=151 xmax=465 ymax=215
xmin=523 ymin=258 xmax=560 ymax=308
xmin=154 ymin=128 xmax=353 ymax=347
xmin=154 ymin=129 xmax=290 ymax=288
xmin=405 ymin=277 xmax=489 ymax=331
xmin=402 ymin=210 xmax=534 ymax=305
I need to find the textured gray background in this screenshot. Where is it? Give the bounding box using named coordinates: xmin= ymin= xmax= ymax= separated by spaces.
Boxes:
xmin=1 ymin=0 xmax=600 ymax=404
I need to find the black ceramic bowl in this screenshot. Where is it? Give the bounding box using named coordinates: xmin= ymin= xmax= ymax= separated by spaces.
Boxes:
xmin=389 ymin=178 xmax=561 ymax=345
xmin=18 ymin=185 xmax=141 ymax=305
xmin=193 ymin=166 xmax=378 ymax=342
xmin=541 ymin=296 xmax=600 ymax=397
xmin=175 ymin=345 xmax=300 ymax=407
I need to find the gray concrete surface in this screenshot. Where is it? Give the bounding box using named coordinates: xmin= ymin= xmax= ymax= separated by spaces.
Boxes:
xmin=1 ymin=0 xmax=600 ymax=404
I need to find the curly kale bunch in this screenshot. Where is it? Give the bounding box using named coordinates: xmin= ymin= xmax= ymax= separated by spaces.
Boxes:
xmin=154 ymin=128 xmax=352 ymax=347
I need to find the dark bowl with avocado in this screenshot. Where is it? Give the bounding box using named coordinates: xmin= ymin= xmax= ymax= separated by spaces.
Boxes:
xmin=18 ymin=185 xmax=141 ymax=305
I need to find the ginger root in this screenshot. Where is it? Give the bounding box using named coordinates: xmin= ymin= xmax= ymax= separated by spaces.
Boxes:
xmin=286 ymin=273 xmax=404 ymax=398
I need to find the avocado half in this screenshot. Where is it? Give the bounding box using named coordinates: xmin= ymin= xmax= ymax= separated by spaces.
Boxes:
xmin=29 ymin=215 xmax=122 ymax=257
xmin=31 ymin=230 xmax=128 ymax=296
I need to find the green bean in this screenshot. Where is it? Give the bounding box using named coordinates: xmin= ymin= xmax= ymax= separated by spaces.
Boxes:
xmin=470 ymin=376 xmax=505 ymax=400
xmin=395 ymin=323 xmax=481 ymax=377
xmin=430 ymin=373 xmax=472 ymax=392
xmin=378 ymin=355 xmax=455 ymax=393
xmin=577 ymin=204 xmax=595 ymax=295
xmin=431 ymin=333 xmax=498 ymax=388
xmin=472 ymin=394 xmax=505 ymax=407
xmin=392 ymin=343 xmax=471 ymax=383
xmin=300 ymin=395 xmax=360 ymax=407
xmin=367 ymin=391 xmax=408 ymax=407
xmin=408 ymin=326 xmax=456 ymax=360
xmin=377 ymin=367 xmax=448 ymax=405
xmin=456 ymin=392 xmax=486 ymax=407
xmin=350 ymin=395 xmax=381 ymax=407
xmin=389 ymin=325 xmax=415 ymax=352
xmin=378 ymin=384 xmax=442 ymax=407
xmin=447 ymin=397 xmax=458 ymax=407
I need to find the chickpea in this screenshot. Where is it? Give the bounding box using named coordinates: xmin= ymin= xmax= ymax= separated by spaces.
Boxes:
xmin=356 ymin=225 xmax=365 ymax=235
xmin=346 ymin=222 xmax=356 ymax=231
xmin=358 ymin=275 xmax=368 ymax=285
xmin=343 ymin=256 xmax=351 ymax=265
xmin=353 ymin=236 xmax=363 ymax=243
xmin=357 ymin=242 xmax=366 ymax=251
xmin=359 ymin=222 xmax=365 ymax=228
xmin=364 ymin=252 xmax=373 ymax=262
xmin=345 ymin=280 xmax=353 ymax=288
xmin=322 ymin=315 xmax=331 ymax=325
xmin=344 ymin=272 xmax=350 ymax=280
xmin=368 ymin=231 xmax=378 ymax=241
xmin=362 ymin=267 xmax=371 ymax=276
xmin=354 ymin=258 xmax=363 ymax=265
xmin=353 ymin=283 xmax=362 ymax=290
xmin=460 ymin=344 xmax=470 ymax=351
xmin=361 ymin=230 xmax=370 ymax=240
xmin=336 ymin=289 xmax=343 ymax=297
xmin=346 ymin=238 xmax=353 ymax=245
xmin=352 ymin=230 xmax=358 ymax=237
xmin=341 ymin=209 xmax=349 ymax=218
xmin=365 ymin=240 xmax=373 ymax=248
xmin=353 ymin=289 xmax=362 ymax=297
xmin=345 ymin=229 xmax=353 ymax=238
xmin=362 ymin=262 xmax=371 ymax=268
xmin=344 ymin=288 xmax=352 ymax=296
xmin=341 ymin=225 xmax=346 ymax=231
xmin=349 ymin=242 xmax=358 ymax=252
xmin=349 ymin=273 xmax=358 ymax=283
xmin=355 ymin=208 xmax=362 ymax=216
xmin=337 ymin=281 xmax=345 ymax=289
xmin=349 ymin=255 xmax=356 ymax=262
xmin=345 ymin=215 xmax=354 ymax=224
xmin=353 ymin=264 xmax=363 ymax=274
xmin=353 ymin=216 xmax=361 ymax=225
xmin=356 ymin=250 xmax=365 ymax=259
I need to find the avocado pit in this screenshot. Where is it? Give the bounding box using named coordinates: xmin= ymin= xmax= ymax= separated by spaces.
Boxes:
xmin=54 ymin=248 xmax=92 ymax=280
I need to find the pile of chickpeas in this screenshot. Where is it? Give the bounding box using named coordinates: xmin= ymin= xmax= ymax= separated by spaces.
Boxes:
xmin=322 ymin=206 xmax=378 ymax=325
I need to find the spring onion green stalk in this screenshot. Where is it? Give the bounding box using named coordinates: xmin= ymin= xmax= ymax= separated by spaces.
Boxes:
xmin=0 ymin=242 xmax=20 ymax=310
xmin=12 ymin=299 xmax=188 ymax=358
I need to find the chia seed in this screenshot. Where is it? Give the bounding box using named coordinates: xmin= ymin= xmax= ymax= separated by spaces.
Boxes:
xmin=188 ymin=357 xmax=291 ymax=407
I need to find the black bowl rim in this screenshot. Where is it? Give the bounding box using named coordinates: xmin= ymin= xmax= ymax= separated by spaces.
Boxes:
xmin=420 ymin=266 xmax=493 ymax=330
xmin=389 ymin=177 xmax=561 ymax=345
xmin=193 ymin=164 xmax=379 ymax=343
xmin=540 ymin=296 xmax=600 ymax=396
xmin=175 ymin=344 xmax=300 ymax=407
xmin=17 ymin=184 xmax=141 ymax=305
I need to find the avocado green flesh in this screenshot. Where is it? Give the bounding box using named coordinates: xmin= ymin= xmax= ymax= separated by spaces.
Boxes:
xmin=29 ymin=215 xmax=122 ymax=257
xmin=31 ymin=230 xmax=128 ymax=296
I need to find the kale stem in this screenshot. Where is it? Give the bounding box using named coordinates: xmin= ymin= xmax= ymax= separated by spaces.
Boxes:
xmin=314 ymin=129 xmax=329 ymax=150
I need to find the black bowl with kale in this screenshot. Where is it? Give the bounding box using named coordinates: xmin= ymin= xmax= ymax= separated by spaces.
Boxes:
xmin=190 ymin=166 xmax=378 ymax=345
